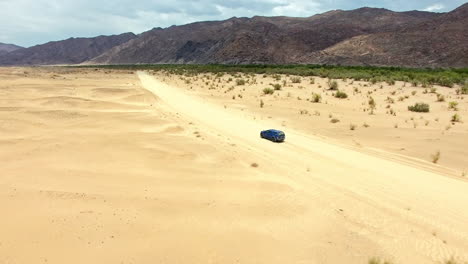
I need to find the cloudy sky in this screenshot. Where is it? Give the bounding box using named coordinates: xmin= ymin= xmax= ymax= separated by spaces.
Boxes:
xmin=0 ymin=0 xmax=465 ymax=47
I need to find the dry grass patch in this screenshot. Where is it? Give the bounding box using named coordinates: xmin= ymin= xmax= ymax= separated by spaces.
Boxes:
xmin=408 ymin=103 xmax=430 ymax=113
xmin=263 ymin=88 xmax=274 ymax=95
xmin=431 ymin=150 xmax=441 ymax=164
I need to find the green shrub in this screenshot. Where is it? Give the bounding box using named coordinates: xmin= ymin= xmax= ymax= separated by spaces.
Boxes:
xmin=369 ymin=96 xmax=376 ymax=110
xmin=263 ymin=88 xmax=274 ymax=95
xmin=236 ymin=79 xmax=246 ymax=86
xmin=290 ymin=76 xmax=301 ymax=83
xmin=451 ymin=113 xmax=461 ymax=122
xmin=408 ymin=103 xmax=430 ymax=113
xmin=436 ymin=94 xmax=445 ymax=102
xmin=448 ymin=101 xmax=458 ymax=111
xmin=328 ymin=80 xmax=338 ymax=90
xmin=271 ymin=83 xmax=282 ymax=90
xmin=311 ymin=93 xmax=321 ymax=103
xmin=461 ymin=83 xmax=468 ymax=94
xmin=335 ymin=90 xmax=348 ymax=99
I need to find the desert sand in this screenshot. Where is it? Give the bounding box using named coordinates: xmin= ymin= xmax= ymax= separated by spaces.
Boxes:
xmin=1 ymin=67 xmax=467 ymax=264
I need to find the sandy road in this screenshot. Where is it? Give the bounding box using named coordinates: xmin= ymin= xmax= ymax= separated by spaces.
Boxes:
xmin=138 ymin=71 xmax=468 ymax=263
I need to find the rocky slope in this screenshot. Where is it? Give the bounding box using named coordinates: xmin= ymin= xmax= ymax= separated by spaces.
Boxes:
xmin=89 ymin=8 xmax=443 ymax=65
xmin=2 ymin=4 xmax=467 ymax=67
xmin=0 ymin=33 xmax=136 ymax=65
xmin=304 ymin=3 xmax=468 ymax=67
xmin=0 ymin=43 xmax=23 ymax=56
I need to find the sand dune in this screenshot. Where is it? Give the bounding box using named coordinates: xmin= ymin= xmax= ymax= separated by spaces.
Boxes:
xmin=0 ymin=67 xmax=467 ymax=264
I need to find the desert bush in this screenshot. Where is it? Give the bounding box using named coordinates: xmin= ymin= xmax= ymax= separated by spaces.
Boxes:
xmin=311 ymin=93 xmax=322 ymax=103
xmin=448 ymin=101 xmax=459 ymax=111
xmin=330 ymin=118 xmax=340 ymax=123
xmin=368 ymin=257 xmax=393 ymax=264
xmin=451 ymin=113 xmax=461 ymax=122
xmin=431 ymin=151 xmax=441 ymax=164
xmin=437 ymin=94 xmax=445 ymax=102
xmin=369 ymin=97 xmax=376 ymax=110
xmin=271 ymin=83 xmax=282 ymax=90
xmin=408 ymin=103 xmax=430 ymax=113
xmin=335 ymin=90 xmax=348 ymax=99
xmin=263 ymin=88 xmax=274 ymax=95
xmin=236 ymin=79 xmax=246 ymax=86
xmin=328 ymin=80 xmax=338 ymax=90
xmin=461 ymin=83 xmax=468 ymax=94
xmin=386 ymin=97 xmax=395 ymax=104
xmin=290 ymin=76 xmax=301 ymax=83
xmin=349 ymin=124 xmax=356 ymax=130
xmin=260 ymin=100 xmax=264 ymax=108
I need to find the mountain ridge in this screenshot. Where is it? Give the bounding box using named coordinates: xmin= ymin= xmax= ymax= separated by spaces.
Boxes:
xmin=1 ymin=4 xmax=467 ymax=68
xmin=89 ymin=7 xmax=444 ymax=66
xmin=0 ymin=43 xmax=24 ymax=56
xmin=0 ymin=33 xmax=136 ymax=66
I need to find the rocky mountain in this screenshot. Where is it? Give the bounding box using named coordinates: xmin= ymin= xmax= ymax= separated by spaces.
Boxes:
xmin=304 ymin=3 xmax=468 ymax=67
xmin=0 ymin=33 xmax=136 ymax=66
xmin=89 ymin=7 xmax=443 ymax=65
xmin=1 ymin=4 xmax=467 ymax=68
xmin=0 ymin=43 xmax=23 ymax=56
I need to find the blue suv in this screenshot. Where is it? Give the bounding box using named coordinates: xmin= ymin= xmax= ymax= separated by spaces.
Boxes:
xmin=260 ymin=129 xmax=285 ymax=143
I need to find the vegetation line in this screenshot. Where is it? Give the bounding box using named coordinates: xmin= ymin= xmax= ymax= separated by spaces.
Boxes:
xmin=72 ymin=64 xmax=468 ymax=87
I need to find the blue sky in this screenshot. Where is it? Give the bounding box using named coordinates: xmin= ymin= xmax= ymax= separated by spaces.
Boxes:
xmin=0 ymin=0 xmax=465 ymax=47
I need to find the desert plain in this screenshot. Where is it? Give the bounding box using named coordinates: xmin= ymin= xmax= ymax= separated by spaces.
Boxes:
xmin=1 ymin=67 xmax=468 ymax=264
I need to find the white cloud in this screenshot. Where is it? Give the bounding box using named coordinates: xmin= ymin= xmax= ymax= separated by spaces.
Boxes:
xmin=423 ymin=3 xmax=445 ymax=11
xmin=271 ymin=0 xmax=322 ymax=16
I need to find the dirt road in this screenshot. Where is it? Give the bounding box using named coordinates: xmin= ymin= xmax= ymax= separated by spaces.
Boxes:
xmin=138 ymin=71 xmax=468 ymax=263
